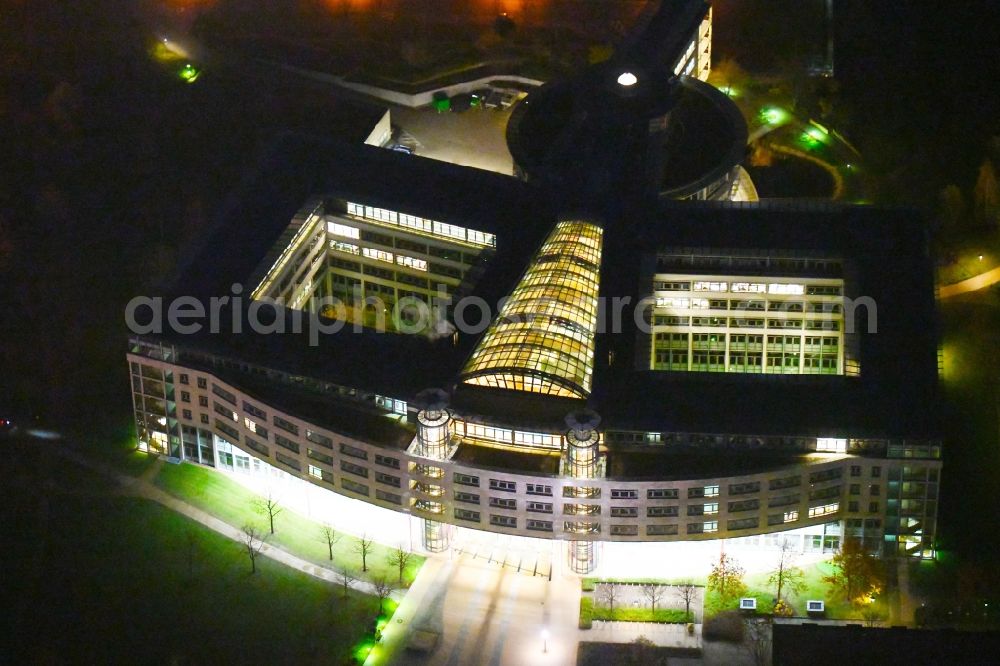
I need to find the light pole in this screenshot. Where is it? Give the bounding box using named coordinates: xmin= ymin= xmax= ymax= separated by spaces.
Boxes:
xmin=541 ymin=628 xmax=549 ymax=654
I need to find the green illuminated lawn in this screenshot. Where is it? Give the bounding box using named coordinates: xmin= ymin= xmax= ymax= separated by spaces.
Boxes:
xmin=154 ymin=461 xmax=424 ymax=584
xmin=2 ymin=479 xmax=374 ymax=663
xmin=703 ymin=561 xmax=855 ymax=620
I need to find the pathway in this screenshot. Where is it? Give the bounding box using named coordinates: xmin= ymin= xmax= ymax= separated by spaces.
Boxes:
xmin=938 ymin=265 xmax=1000 ymax=299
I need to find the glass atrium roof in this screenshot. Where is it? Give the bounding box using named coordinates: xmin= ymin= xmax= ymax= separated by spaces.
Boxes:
xmin=460 ymin=220 xmax=603 ymax=399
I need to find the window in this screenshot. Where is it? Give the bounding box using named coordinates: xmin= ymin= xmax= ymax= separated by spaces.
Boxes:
xmin=850 ymin=484 xmax=861 ymax=495
xmin=244 ymin=418 xmax=268 ymax=438
xmin=341 ymin=478 xmax=369 ymax=496
xmin=214 ymin=402 xmax=238 ymax=421
xmin=212 ymin=384 xmax=236 ymax=405
xmin=490 ymin=515 xmax=517 ymax=528
xmin=275 ymin=451 xmax=300 ymax=471
xmin=375 ymin=454 xmax=400 ymax=469
xmin=647 ymin=488 xmax=679 ymax=500
xmin=376 ymin=489 xmax=402 ymax=505
xmin=328 ymin=221 xmax=360 ymax=239
xmin=816 ymin=438 xmax=847 ymax=453
xmin=808 ymin=502 xmax=839 ymax=518
xmin=489 ymin=479 xmax=516 ymax=493
xmin=455 ymin=491 xmax=480 ymax=505
xmin=872 ymin=466 xmax=882 ymax=478
xmin=197 ymin=377 xmax=207 ymax=389
xmin=200 ymin=414 xmax=209 ymax=424
xmin=179 ymin=409 xmax=191 ymax=420
xmin=245 ymin=438 xmax=269 ymax=457
xmin=454 ymin=473 xmax=480 ymax=487
xmin=784 ymin=510 xmax=798 ymax=523
xmin=689 ymin=485 xmax=719 ymax=499
xmin=610 ymin=507 xmax=639 ymax=518
xmin=870 ymin=484 xmax=881 ymax=496
xmin=728 ymin=482 xmax=760 ymax=496
xmin=242 ymin=401 xmax=266 ymax=419
xmin=340 ymin=442 xmax=368 ymax=460
xmin=273 ymin=415 xmax=299 ymax=436
xmin=647 ymin=524 xmax=678 ymax=536
xmin=526 ymin=483 xmax=552 ymax=496
xmin=489 ymin=497 xmax=517 ymax=510
xmin=850 ymin=465 xmax=862 ymax=477
xmin=727 ymin=517 xmax=759 ymax=531
xmin=375 ymin=472 xmax=401 ymax=488
xmin=274 ymin=434 xmax=299 ymax=454
xmin=610 ymin=489 xmax=638 ymax=500
xmin=181 ymin=391 xmax=190 ymax=403
xmin=526 ymin=519 xmax=553 ymax=532
xmin=455 ymin=508 xmax=480 ymax=523
xmin=527 ymin=501 xmax=553 ymax=513
xmin=610 ymin=525 xmax=639 ymax=536
xmin=647 ymin=506 xmax=678 ymax=517
xmin=306 ymin=429 xmax=333 ymax=449
xmin=848 ymin=501 xmax=859 ymax=512
xmin=179 ymin=373 xmax=189 ymax=385
xmin=728 ymin=499 xmax=759 ymax=513
xmin=340 ymin=460 xmax=368 ymax=478
xmin=198 ymin=396 xmax=208 ymax=407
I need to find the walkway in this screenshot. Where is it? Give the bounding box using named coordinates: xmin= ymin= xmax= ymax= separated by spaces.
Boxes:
xmin=54 ymin=447 xmax=385 ymax=597
xmin=938 ymin=265 xmax=1000 ymax=298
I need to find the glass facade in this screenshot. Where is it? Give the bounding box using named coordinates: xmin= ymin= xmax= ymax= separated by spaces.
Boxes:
xmin=460 ymin=220 xmax=604 ymax=399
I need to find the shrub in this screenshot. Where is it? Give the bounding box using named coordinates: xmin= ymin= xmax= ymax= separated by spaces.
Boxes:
xmin=703 ymin=611 xmax=745 ymax=642
xmin=579 ymin=596 xmax=594 ymax=629
xmin=581 ymin=577 xmax=598 ymax=592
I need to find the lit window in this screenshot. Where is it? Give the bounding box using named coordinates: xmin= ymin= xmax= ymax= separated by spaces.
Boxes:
xmin=362 ymin=248 xmax=394 ymax=263
xmin=703 ymin=521 xmax=718 ymax=533
xmin=396 ymin=254 xmax=428 ymax=271
xmin=330 ymin=240 xmax=360 ymax=255
xmin=731 ymin=282 xmax=766 ymax=293
xmin=704 ymin=485 xmax=719 ymax=497
xmin=808 ymin=502 xmax=839 ymax=518
xmin=816 ymin=438 xmax=847 ymax=453
xmin=768 ymin=283 xmax=806 ymax=295
xmin=704 ymin=503 xmax=718 ymax=515
xmin=693 ymin=281 xmax=728 ymax=292
xmin=784 ymin=510 xmax=798 ymax=523
xmin=308 ymin=465 xmax=323 ymax=480
xmin=327 ymin=221 xmax=359 ymax=239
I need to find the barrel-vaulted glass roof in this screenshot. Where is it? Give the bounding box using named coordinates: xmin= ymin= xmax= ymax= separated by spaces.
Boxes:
xmin=460 ymin=220 xmax=603 ymax=399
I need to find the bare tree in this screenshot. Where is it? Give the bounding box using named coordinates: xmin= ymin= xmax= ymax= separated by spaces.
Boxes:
xmin=355 ymin=534 xmax=374 ymax=572
xmin=319 ymin=524 xmax=340 ymax=561
xmin=337 ymin=568 xmax=357 ymax=599
xmin=768 ymin=538 xmax=806 ymax=605
xmin=599 ymin=583 xmax=619 ymax=614
xmin=675 ymin=582 xmax=699 ymax=622
xmin=388 ymin=546 xmax=413 ymax=585
xmin=744 ymin=616 xmax=773 ymax=666
xmin=252 ymin=492 xmax=283 ymax=535
xmin=241 ymin=523 xmax=266 ymax=574
xmin=642 ymin=584 xmax=666 ymax=613
xmin=371 ymin=574 xmax=396 ymax=615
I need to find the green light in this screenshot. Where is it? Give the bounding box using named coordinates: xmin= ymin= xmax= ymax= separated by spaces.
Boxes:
xmin=178 ymin=64 xmax=200 ymax=83
xmin=760 ymin=106 xmax=788 ymax=125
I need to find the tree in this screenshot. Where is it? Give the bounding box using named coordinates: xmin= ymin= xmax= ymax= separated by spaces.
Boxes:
xmin=675 ymin=582 xmax=699 ymax=622
xmin=241 ymin=523 xmax=266 ymax=574
xmin=599 ymin=583 xmax=619 ymax=614
xmin=642 ymin=584 xmax=666 ymax=613
xmin=252 ymin=492 xmax=282 ymax=535
xmin=709 ymin=552 xmax=747 ymax=603
xmin=388 ymin=546 xmax=412 ymax=585
xmin=744 ymin=616 xmax=773 ymax=666
xmin=355 ymin=534 xmax=374 ymax=573
xmin=938 ymin=184 xmax=967 ymax=233
xmin=371 ymin=575 xmax=396 ymax=615
xmin=823 ymin=538 xmax=885 ymax=604
xmin=974 ymin=158 xmax=1000 ymax=227
xmin=337 ymin=568 xmax=357 ymax=599
xmin=768 ymin=538 xmax=806 ymax=605
xmin=319 ymin=524 xmax=340 ymax=562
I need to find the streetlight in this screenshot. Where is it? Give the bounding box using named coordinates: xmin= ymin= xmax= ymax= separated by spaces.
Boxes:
xmin=541 ymin=628 xmax=549 ymax=654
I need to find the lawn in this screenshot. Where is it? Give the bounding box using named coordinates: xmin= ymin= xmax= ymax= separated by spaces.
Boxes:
xmin=703 ymin=561 xmax=856 ymax=620
xmin=154 ymin=461 xmax=424 ymax=585
xmin=591 ymin=607 xmax=690 ymax=623
xmin=1 ymin=467 xmax=375 ymax=664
